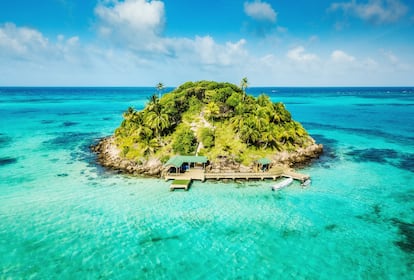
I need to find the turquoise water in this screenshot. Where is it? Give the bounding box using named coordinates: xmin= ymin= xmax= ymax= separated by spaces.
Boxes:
xmin=0 ymin=87 xmax=413 ymax=279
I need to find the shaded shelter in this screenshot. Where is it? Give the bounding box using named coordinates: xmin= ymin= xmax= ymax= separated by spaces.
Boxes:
xmin=165 ymin=156 xmax=208 ymax=174
xmin=257 ymin=157 xmax=272 ymax=171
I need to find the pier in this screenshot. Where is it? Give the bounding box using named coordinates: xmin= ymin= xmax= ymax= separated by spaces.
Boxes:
xmin=169 ymin=179 xmax=191 ymax=191
xmin=164 ymin=155 xmax=310 ymax=191
xmin=165 ymin=167 xmax=310 ymax=191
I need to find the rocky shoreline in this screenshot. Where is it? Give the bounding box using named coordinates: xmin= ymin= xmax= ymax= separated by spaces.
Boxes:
xmin=91 ymin=136 xmax=323 ymax=177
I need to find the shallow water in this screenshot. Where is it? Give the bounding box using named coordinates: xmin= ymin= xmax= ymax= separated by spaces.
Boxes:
xmin=0 ymin=87 xmax=413 ymax=279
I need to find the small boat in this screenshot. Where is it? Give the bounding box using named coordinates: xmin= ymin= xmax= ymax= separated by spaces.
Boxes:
xmin=301 ymin=179 xmax=311 ymax=187
xmin=271 ymin=177 xmax=293 ymax=191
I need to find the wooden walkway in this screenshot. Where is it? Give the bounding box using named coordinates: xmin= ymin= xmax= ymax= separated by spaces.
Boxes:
xmin=165 ymin=167 xmax=310 ymax=185
xmin=170 ymin=179 xmax=191 ymax=191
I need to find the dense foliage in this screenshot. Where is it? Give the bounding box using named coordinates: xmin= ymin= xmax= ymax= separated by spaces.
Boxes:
xmin=114 ymin=81 xmax=314 ymax=165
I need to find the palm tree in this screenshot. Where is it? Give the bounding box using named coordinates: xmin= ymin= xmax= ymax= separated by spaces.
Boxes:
xmin=204 ymin=102 xmax=220 ymax=121
xmin=123 ymin=106 xmax=135 ymax=121
xmin=145 ymin=110 xmax=170 ymax=141
xmin=231 ymin=113 xmax=246 ymax=134
xmin=147 ymin=94 xmax=161 ymax=113
xmin=240 ymin=77 xmax=248 ymax=101
xmin=240 ymin=119 xmax=260 ymax=146
xmin=156 ymin=82 xmax=164 ymax=99
xmin=142 ymin=138 xmax=161 ymax=156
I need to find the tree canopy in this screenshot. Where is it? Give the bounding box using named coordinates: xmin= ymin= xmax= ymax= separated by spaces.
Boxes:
xmin=114 ymin=80 xmax=314 ymax=165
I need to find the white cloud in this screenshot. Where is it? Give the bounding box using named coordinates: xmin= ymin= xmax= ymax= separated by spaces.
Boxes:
xmin=0 ymin=23 xmax=49 ymax=57
xmin=381 ymin=49 xmax=399 ymax=64
xmin=192 ymin=36 xmax=248 ymax=66
xmin=0 ymin=21 xmax=252 ymax=86
xmin=287 ymin=46 xmax=319 ymax=62
xmin=95 ymin=0 xmax=166 ymax=52
xmin=331 ymin=50 xmax=356 ymax=62
xmin=330 ymin=0 xmax=408 ymax=24
xmin=93 ymin=0 xmax=250 ymax=68
xmin=244 ymin=1 xmax=277 ymax=22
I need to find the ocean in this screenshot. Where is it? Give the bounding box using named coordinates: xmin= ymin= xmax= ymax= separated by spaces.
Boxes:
xmin=0 ymin=87 xmax=413 ymax=279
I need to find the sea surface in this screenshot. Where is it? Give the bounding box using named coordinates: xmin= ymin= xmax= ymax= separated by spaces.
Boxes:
xmin=0 ymin=87 xmax=413 ymax=279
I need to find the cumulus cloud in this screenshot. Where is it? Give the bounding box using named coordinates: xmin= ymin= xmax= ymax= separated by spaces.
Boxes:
xmin=95 ymin=0 xmax=166 ymax=52
xmin=244 ymin=1 xmax=277 ymax=22
xmin=287 ymin=46 xmax=319 ymax=62
xmin=0 ymin=23 xmax=49 ymax=57
xmin=191 ymin=36 xmax=248 ymax=66
xmin=330 ymin=0 xmax=408 ymax=24
xmin=331 ymin=50 xmax=356 ymax=62
xmin=0 ymin=22 xmax=85 ymax=64
xmin=93 ymin=0 xmax=250 ymax=67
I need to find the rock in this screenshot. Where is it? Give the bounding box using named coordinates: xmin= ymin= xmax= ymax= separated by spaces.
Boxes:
xmin=271 ymin=143 xmax=323 ymax=168
xmin=91 ymin=136 xmax=323 ymax=177
xmin=91 ymin=136 xmax=163 ymax=177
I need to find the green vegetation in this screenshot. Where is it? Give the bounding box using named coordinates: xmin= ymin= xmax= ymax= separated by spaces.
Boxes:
xmin=171 ymin=180 xmax=191 ymax=185
xmin=114 ymin=80 xmax=314 ymax=165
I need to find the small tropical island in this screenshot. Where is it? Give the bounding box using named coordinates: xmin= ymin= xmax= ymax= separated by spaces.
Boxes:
xmin=92 ymin=80 xmax=323 ymax=180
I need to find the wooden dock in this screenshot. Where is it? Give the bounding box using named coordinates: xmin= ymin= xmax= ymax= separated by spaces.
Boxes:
xmin=281 ymin=169 xmax=310 ymax=182
xmin=165 ymin=166 xmax=310 ymax=188
xmin=204 ymin=171 xmax=281 ymax=180
xmin=170 ymin=179 xmax=191 ymax=191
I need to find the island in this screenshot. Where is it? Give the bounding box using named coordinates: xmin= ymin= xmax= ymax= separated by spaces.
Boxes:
xmin=92 ymin=81 xmax=323 ymax=180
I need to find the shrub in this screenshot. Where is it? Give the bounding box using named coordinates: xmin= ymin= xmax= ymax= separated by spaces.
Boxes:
xmin=200 ymin=128 xmax=215 ymax=148
xmin=172 ymin=125 xmax=197 ymax=155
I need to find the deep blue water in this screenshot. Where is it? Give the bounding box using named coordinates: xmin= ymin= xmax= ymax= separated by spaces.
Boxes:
xmin=0 ymin=87 xmax=413 ymax=279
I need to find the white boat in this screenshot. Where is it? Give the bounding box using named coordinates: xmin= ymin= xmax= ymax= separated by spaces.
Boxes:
xmin=301 ymin=179 xmax=311 ymax=187
xmin=271 ymin=177 xmax=293 ymax=191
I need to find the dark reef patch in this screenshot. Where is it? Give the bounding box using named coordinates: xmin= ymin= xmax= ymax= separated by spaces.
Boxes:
xmin=311 ymin=134 xmax=338 ymax=147
xmin=139 ymin=235 xmax=180 ymax=245
xmin=0 ymin=157 xmax=18 ymax=167
xmin=62 ymin=121 xmax=79 ymax=127
xmin=42 ymin=132 xmax=99 ymax=150
xmin=0 ymin=134 xmax=12 ymax=147
xmin=397 ymin=154 xmax=414 ymax=173
xmin=303 ymin=122 xmax=414 ymax=146
xmin=57 ymin=111 xmax=87 ymax=116
xmin=346 ymin=148 xmax=398 ymax=164
xmin=310 ymin=134 xmax=338 ymax=167
xmin=372 ymin=204 xmax=382 ymax=216
xmin=346 ymin=148 xmax=414 ymax=173
xmin=355 ymin=204 xmax=384 ymax=224
xmin=391 ymin=218 xmax=414 ymax=253
xmin=41 ymin=120 xmax=55 ymax=124
xmin=325 ymin=224 xmax=338 ymax=231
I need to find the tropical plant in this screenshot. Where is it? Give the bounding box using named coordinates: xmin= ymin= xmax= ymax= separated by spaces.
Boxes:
xmin=240 ymin=77 xmax=248 ymax=101
xmin=200 ymin=127 xmax=215 ymax=148
xmin=113 ymin=80 xmax=314 ymax=164
xmin=172 ymin=125 xmax=197 ymax=155
xmin=145 ymin=110 xmax=170 ymax=141
xmin=156 ymin=82 xmax=164 ymax=99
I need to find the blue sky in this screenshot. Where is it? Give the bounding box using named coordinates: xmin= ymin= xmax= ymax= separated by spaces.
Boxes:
xmin=0 ymin=0 xmax=413 ymax=86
